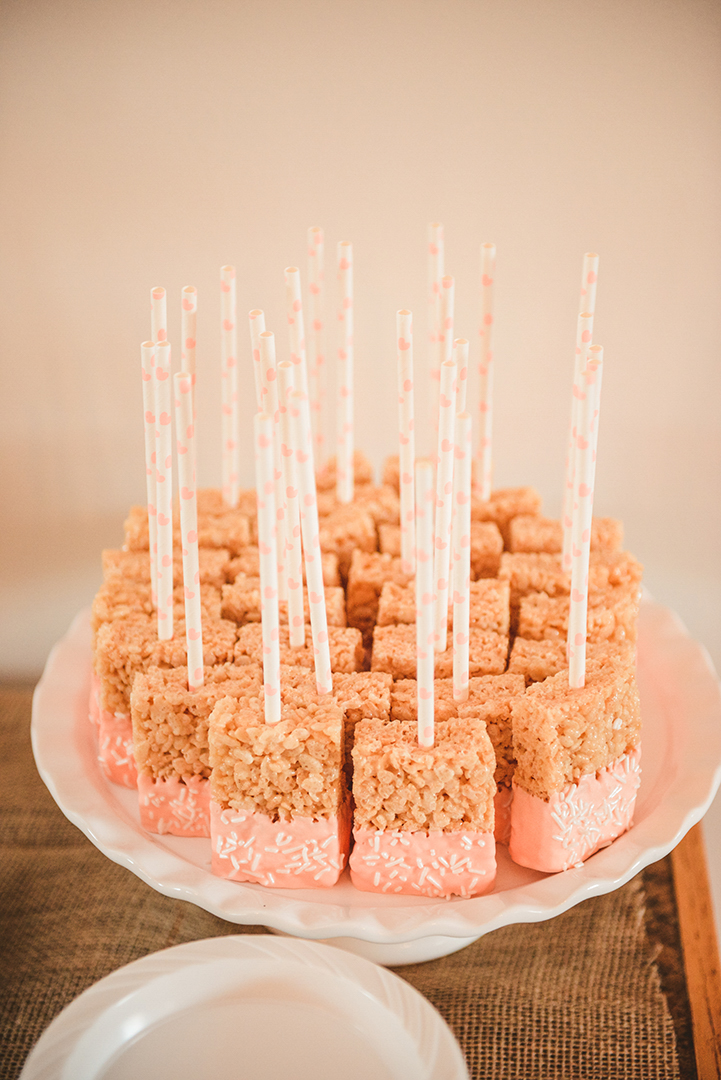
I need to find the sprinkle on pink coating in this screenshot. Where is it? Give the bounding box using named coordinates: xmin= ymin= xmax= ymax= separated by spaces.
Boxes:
xmin=138 ymin=773 xmax=210 ymax=837
xmin=98 ymin=710 xmax=137 ymax=788
xmin=350 ymin=828 xmax=496 ymax=897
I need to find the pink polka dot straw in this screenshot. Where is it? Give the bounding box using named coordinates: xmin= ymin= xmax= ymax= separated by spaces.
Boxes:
xmin=396 ymin=308 xmax=415 ymax=576
xmin=259 ymin=330 xmax=288 ymax=604
xmin=476 ymin=243 xmax=495 ymax=502
xmin=336 ymin=241 xmax=354 ymax=504
xmin=568 ymin=344 xmax=604 ymax=690
xmin=140 ymin=342 xmax=159 ymax=607
xmin=453 ymin=337 xmax=469 ymax=415
xmin=579 ymin=251 xmax=600 ymax=317
xmin=436 ymin=274 xmax=454 ymax=435
xmin=173 ymin=372 xmax=203 ymax=691
xmin=181 ymin=286 xmax=197 ymax=385
xmin=433 ymin=357 xmax=457 ymax=653
xmin=220 ymin=264 xmax=239 ymax=509
xmin=427 ymin=223 xmax=444 ymax=429
xmin=276 ymin=360 xmax=306 ymax=648
xmin=307 ymin=226 xmax=326 ymax=464
xmin=415 ymin=460 xmax=435 ymax=749
xmin=154 ymin=341 xmax=174 ymax=642
xmin=452 ymin=412 xmax=472 ymax=703
xmin=150 ymin=286 xmax=167 ymax=345
xmin=248 ymin=308 xmax=266 ymax=412
xmin=288 ymin=386 xmax=333 ymax=695
xmin=285 ymin=266 xmax=310 ymax=400
xmin=562 ymin=310 xmax=595 ymax=572
xmin=254 ymin=411 xmax=281 ymax=724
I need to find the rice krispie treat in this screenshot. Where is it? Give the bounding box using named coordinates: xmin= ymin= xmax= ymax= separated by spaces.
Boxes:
xmin=221 ymin=579 xmax=346 ymax=628
xmin=471 ymin=486 xmax=542 ymax=546
xmin=317 ymin=484 xmax=400 ymax=528
xmin=508 ymin=515 xmax=624 ymax=555
xmin=209 ymin=692 xmax=349 ymax=888
xmin=508 ymin=638 xmax=636 ymax=685
xmin=517 ymin=583 xmax=640 ymax=644
xmin=349 ymin=717 xmax=497 ymax=897
xmin=470 ymin=521 xmax=505 ymax=578
xmin=94 ymin=613 xmax=238 ymax=787
xmin=102 ymin=547 xmax=231 ymax=589
xmin=376 ymin=579 xmax=510 ymax=635
xmin=227 ymin=548 xmax=341 ymax=589
xmin=130 ymin=663 xmax=263 ymax=836
xmin=509 ymin=659 xmax=642 ymax=872
xmin=371 ymin=624 xmax=508 ymax=679
xmin=316 ymin=449 xmax=374 ymax=492
xmin=123 ymin=502 xmax=252 ymax=555
xmin=91 ymin=578 xmax=222 ymax=641
xmin=319 ymin=504 xmax=377 ymax=581
xmin=234 ymin=623 xmax=364 ymax=673
xmin=346 ymin=550 xmax=413 ymax=637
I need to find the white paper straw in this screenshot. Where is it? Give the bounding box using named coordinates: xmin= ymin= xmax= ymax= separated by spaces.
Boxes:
xmin=285 ymin=266 xmax=310 ymax=399
xmin=140 ymin=342 xmax=159 ymax=606
xmin=453 ymin=338 xmax=469 ymax=414
xmin=433 ymin=358 xmax=457 ymax=652
xmin=562 ymin=311 xmax=595 ymax=571
xmin=254 ymin=412 xmax=281 ymax=724
xmin=174 ymin=372 xmax=203 ymax=690
xmin=476 ymin=243 xmax=496 ymax=500
xmin=428 ymin=223 xmax=444 ymax=433
xmin=154 ymin=341 xmax=173 ymax=640
xmin=249 ymin=308 xmax=266 ymax=411
xmin=579 ymin=253 xmax=600 ymax=316
xmin=452 ymin=412 xmax=472 ymax=702
xmin=308 ymin=226 xmax=325 ymax=463
xmin=276 ymin=360 xmax=305 ymax=646
xmin=259 ymin=330 xmax=288 ymax=603
xmin=336 ymin=241 xmax=354 ymax=503
xmin=396 ymin=309 xmax=415 ymax=575
xmin=181 ymin=287 xmax=197 ymax=385
xmin=221 ymin=264 xmax=238 ymax=508
xmin=568 ymin=345 xmax=604 ymax=689
xmin=151 ymin=287 xmax=167 ymax=345
xmin=416 ymin=460 xmax=435 ymax=748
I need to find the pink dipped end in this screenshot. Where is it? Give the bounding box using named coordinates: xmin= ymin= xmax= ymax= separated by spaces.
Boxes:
xmin=97 ymin=710 xmax=137 ymax=788
xmin=350 ymin=828 xmax=496 ymax=898
xmin=138 ymin=773 xmax=210 ymax=837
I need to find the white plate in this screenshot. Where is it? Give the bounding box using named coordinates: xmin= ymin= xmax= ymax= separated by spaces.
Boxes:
xmin=19 ymin=935 xmax=468 ymax=1080
xmin=32 ymin=598 xmax=721 ymax=965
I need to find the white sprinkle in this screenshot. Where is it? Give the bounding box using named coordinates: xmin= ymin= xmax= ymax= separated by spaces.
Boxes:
xmin=373 ymin=871 xmax=381 ymax=887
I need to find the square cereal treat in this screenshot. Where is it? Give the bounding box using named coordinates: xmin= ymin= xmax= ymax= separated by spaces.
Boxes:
xmin=517 ymin=584 xmax=640 ymax=644
xmin=349 ymin=717 xmax=497 ymax=897
xmin=102 ymin=548 xmax=231 ymax=590
xmin=91 ymin=578 xmax=221 ymax=641
xmin=471 ymin=487 xmax=542 ymax=546
xmin=316 ymin=449 xmax=374 ymax=492
xmin=318 ymin=485 xmax=400 ymax=528
xmin=209 ymin=692 xmax=349 ymax=888
xmin=227 ymin=548 xmax=341 ymax=588
xmin=221 ymin=580 xmax=346 ymax=628
xmin=381 ymin=454 xmax=400 ymax=493
xmin=508 ymin=638 xmax=636 ymax=685
xmin=234 ymin=623 xmax=364 ymax=673
xmin=346 ymin=550 xmax=412 ymax=635
xmin=319 ymin=504 xmax=377 ymax=581
xmin=470 ymin=521 xmax=504 ymax=578
xmin=371 ymin=624 xmax=508 ymax=679
xmin=377 ymin=579 xmax=509 ymax=636
xmin=378 ymin=523 xmax=401 ymax=557
xmin=123 ymin=502 xmax=252 ymax=555
xmin=509 ymin=658 xmax=641 ymax=872
xmin=508 ymin=515 xmax=623 ymax=555
xmin=94 ymin=613 xmax=238 ymax=787
xmin=130 ymin=663 xmax=263 ymax=836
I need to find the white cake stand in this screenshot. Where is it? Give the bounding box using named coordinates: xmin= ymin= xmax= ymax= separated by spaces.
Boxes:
xmin=32 ymin=597 xmax=721 ymax=965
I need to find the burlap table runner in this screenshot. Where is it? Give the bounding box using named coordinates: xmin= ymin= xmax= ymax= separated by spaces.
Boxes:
xmin=0 ymin=685 xmax=693 ymax=1079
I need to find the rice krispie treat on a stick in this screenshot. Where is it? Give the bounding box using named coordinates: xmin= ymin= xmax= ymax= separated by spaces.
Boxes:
xmin=234 ymin=623 xmax=364 ymax=673
xmin=221 ymin=579 xmax=346 ymax=628
xmin=371 ymin=624 xmax=508 ymax=679
xmin=319 ymin=505 xmax=377 ymax=582
xmin=471 ymin=486 xmax=542 ymax=546
xmin=226 ymin=547 xmax=341 ymax=588
xmin=346 ymin=550 xmax=413 ymax=637
xmin=349 ymin=717 xmax=497 ymax=897
xmin=509 ymin=658 xmax=642 ymax=872
xmin=508 ymin=514 xmax=623 ymax=555
xmin=209 ymin=692 xmax=350 ymax=888
xmin=508 ymin=638 xmax=636 ymax=685
xmin=102 ymin=547 xmax=231 ymax=589
xmin=123 ymin=501 xmax=253 ymax=555
xmin=517 ymin=583 xmax=640 ymax=644
xmin=317 ymin=484 xmax=400 ymax=527
xmin=377 ymin=579 xmax=510 ymax=635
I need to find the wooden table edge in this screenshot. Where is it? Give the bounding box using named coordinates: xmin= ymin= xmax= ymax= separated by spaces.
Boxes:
xmin=671 ymin=822 xmax=721 ymax=1080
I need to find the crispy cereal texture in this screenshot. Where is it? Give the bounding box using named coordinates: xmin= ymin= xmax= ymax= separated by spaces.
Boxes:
xmin=102 ymin=548 xmax=231 ymax=589
xmin=371 ymin=624 xmax=508 ymax=679
xmin=209 ymin=694 xmax=345 ymax=821
xmin=517 ymin=584 xmax=640 ymax=644
xmin=316 ymin=450 xmax=374 ymax=492
xmin=378 ymin=523 xmax=401 ymax=557
xmin=511 ymin=658 xmax=641 ymax=799
xmin=346 ymin=550 xmax=413 ymax=632
xmin=233 ymin=623 xmax=364 ymax=673
xmin=508 ymin=515 xmax=624 ymax=555
xmin=376 ymin=579 xmax=509 ymax=635
xmin=123 ymin=504 xmax=252 ymax=555
xmin=471 ymin=487 xmax=542 ymax=545
xmin=470 ymin=522 xmax=504 ymax=578
xmin=508 ymin=638 xmax=636 ymax=685
xmin=221 ymin=582 xmax=346 ymax=627
xmin=92 ymin=579 xmax=221 ymax=639
xmin=319 ymin=505 xmax=378 ymax=580
xmin=352 ymin=717 xmax=496 ymax=833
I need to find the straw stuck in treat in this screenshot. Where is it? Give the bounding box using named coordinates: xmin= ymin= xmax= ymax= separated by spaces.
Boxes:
xmin=396 ymin=308 xmax=415 ymax=576
xmin=579 ymin=252 xmax=600 ymax=317
xmin=181 ymin=286 xmax=197 ymax=384
xmin=259 ymin=329 xmax=288 ymax=603
xmin=151 ymin=286 xmax=167 ymax=345
xmin=285 ymin=266 xmax=309 ymax=399
xmin=308 ymin=226 xmax=325 ymax=463
xmin=154 ymin=340 xmax=173 ymax=640
xmin=453 ymin=337 xmax=469 ymax=414
xmin=562 ymin=310 xmax=595 ymax=571
xmin=336 ymin=241 xmax=354 ymax=504
xmin=433 ymin=357 xmax=457 ymax=651
xmin=276 ymin=359 xmax=305 ymax=646
xmin=477 ymin=242 xmax=496 ymax=501
xmin=254 ymin=411 xmax=281 ymax=724
xmin=416 ymin=459 xmax=435 ymax=748
xmin=452 ymin=412 xmax=472 ymax=702
xmin=173 ymin=371 xmax=203 ymax=690
xmin=249 ymin=308 xmax=266 ymax=411
xmin=140 ymin=342 xmax=159 ymax=607
xmin=220 ymin=264 xmax=238 ymax=508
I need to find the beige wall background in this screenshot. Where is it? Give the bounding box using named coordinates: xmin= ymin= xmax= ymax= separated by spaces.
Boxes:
xmin=1 ymin=0 xmax=720 ymax=681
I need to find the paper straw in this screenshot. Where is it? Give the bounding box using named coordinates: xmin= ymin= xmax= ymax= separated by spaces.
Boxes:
xmin=579 ymin=252 xmax=600 ymax=316
xmin=476 ymin=242 xmax=496 ymax=501
xmin=287 ymin=384 xmax=332 ymax=694
xmin=154 ymin=341 xmax=173 ymax=640
xmin=433 ymin=358 xmax=457 ymax=652
xmin=276 ymin=359 xmax=305 ymax=646
xmin=453 ymin=338 xmax=469 ymax=414
xmin=254 ymin=411 xmax=281 ymax=724
xmin=336 ymin=241 xmax=354 ymax=503
xmin=308 ymin=226 xmax=325 ymax=463
xmin=249 ymin=309 xmax=266 ymax=411
xmin=151 ymin=287 xmax=167 ymax=344
xmin=562 ymin=311 xmax=595 ymax=571
xmin=396 ymin=309 xmax=415 ymax=575
xmin=452 ymin=412 xmax=472 ymax=702
xmin=285 ymin=266 xmax=310 ymax=399
xmin=221 ymin=264 xmax=239 ymax=508
xmin=259 ymin=330 xmax=288 ymax=603
xmin=174 ymin=372 xmax=203 ymax=690
xmin=568 ymin=345 xmax=604 ymax=689
xmin=415 ymin=460 xmax=435 ymax=748
xmin=140 ymin=342 xmax=159 ymax=606
xmin=428 ymin=223 xmax=444 ymax=429
xmin=181 ymin=287 xmax=197 ymax=384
